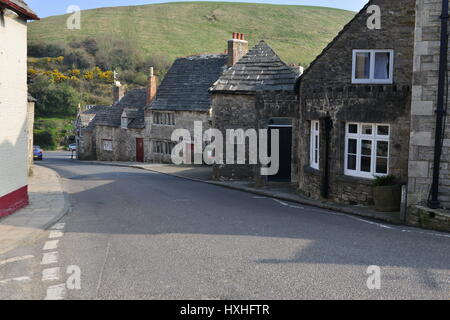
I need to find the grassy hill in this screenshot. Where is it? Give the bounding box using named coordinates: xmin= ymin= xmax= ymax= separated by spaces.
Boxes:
xmin=28 ymin=1 xmax=355 ymax=66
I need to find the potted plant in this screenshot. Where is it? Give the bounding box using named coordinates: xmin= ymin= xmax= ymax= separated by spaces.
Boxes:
xmin=372 ymin=175 xmax=401 ymax=212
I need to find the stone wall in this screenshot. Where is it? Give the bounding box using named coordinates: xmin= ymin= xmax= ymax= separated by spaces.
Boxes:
xmin=408 ymin=0 xmax=450 ymax=210
xmin=77 ymin=128 xmax=97 ymax=161
xmin=144 ymin=110 xmax=211 ymax=163
xmin=297 ymin=0 xmax=416 ymax=206
xmin=212 ymin=93 xmax=258 ymax=181
xmin=95 ymin=126 xmax=145 ymax=162
xmin=211 ymin=91 xmax=298 ymax=183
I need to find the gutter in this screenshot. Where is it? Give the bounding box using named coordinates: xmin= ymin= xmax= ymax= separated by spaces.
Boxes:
xmin=429 ymin=0 xmax=449 ymax=209
xmin=0 ymin=0 xmax=39 ymax=20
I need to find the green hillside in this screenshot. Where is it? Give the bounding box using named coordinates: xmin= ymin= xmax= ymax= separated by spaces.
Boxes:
xmin=28 ymin=1 xmax=355 ymax=66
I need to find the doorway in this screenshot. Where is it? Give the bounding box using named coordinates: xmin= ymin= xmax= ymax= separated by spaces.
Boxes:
xmin=136 ymin=138 xmax=144 ymax=163
xmin=268 ymin=125 xmax=292 ymax=181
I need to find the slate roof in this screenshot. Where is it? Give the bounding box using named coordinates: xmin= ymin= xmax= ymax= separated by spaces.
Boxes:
xmin=150 ymin=54 xmax=228 ymax=112
xmin=0 ymin=0 xmax=39 ymax=19
xmin=210 ymin=41 xmax=299 ymax=93
xmin=79 ymin=105 xmax=110 ymax=131
xmin=95 ymin=88 xmax=147 ymax=129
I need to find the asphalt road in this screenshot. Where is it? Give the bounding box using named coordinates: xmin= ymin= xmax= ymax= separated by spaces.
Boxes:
xmin=1 ymin=151 xmax=450 ymax=300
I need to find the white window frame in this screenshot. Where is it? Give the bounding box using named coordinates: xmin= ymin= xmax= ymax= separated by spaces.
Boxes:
xmin=344 ymin=123 xmax=390 ymax=179
xmin=102 ymin=139 xmax=113 ymax=152
xmin=310 ymin=120 xmax=320 ymax=170
xmin=153 ymin=111 xmax=176 ymax=126
xmin=121 ymin=117 xmax=128 ymax=129
xmin=352 ymin=49 xmax=394 ymax=84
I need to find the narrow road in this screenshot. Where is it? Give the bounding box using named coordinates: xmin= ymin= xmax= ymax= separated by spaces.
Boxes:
xmin=1 ymin=152 xmax=450 ymax=299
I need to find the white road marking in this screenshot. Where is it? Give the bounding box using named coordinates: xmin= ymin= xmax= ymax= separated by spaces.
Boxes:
xmin=43 ymin=240 xmax=59 ymax=251
xmin=41 ymin=252 xmax=58 ymax=265
xmin=42 ymin=267 xmax=60 ymax=281
xmin=0 ymin=276 xmax=31 ymax=284
xmin=0 ymin=255 xmax=34 ymax=266
xmin=51 ymin=223 xmax=66 ymax=230
xmin=49 ymin=231 xmax=64 ymax=239
xmin=274 ymin=199 xmax=290 ymax=207
xmin=44 ymin=283 xmax=66 ymax=300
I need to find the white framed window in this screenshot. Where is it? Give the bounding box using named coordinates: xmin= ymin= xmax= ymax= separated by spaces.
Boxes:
xmin=310 ymin=120 xmax=320 ymax=170
xmin=121 ymin=117 xmax=128 ymax=129
xmin=153 ymin=112 xmax=175 ymax=126
xmin=345 ymin=123 xmax=390 ymax=179
xmin=152 ymin=140 xmax=175 ymax=155
xmin=102 ymin=139 xmax=113 ymax=152
xmin=352 ymin=50 xmax=394 ymax=84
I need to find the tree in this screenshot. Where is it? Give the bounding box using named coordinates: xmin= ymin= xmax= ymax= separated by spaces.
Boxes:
xmin=30 ymin=75 xmax=81 ymax=117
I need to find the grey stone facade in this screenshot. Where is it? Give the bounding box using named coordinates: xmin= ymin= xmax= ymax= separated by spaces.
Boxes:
xmin=296 ymin=0 xmax=416 ymax=206
xmin=408 ymin=0 xmax=450 ymax=211
xmin=211 ymin=41 xmax=299 ymax=184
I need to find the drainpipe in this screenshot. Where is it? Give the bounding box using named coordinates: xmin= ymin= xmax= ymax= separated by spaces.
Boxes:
xmin=320 ymin=117 xmax=332 ymax=199
xmin=429 ymin=0 xmax=449 ymax=209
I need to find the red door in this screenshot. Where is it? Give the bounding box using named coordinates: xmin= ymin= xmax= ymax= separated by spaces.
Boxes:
xmin=136 ymin=138 xmax=144 ymax=162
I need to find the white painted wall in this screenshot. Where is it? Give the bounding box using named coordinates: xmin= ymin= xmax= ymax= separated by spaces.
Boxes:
xmin=0 ymin=10 xmax=29 ymax=197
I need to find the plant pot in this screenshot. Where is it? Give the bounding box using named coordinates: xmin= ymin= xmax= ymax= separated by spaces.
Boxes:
xmin=373 ymin=184 xmax=401 ymax=212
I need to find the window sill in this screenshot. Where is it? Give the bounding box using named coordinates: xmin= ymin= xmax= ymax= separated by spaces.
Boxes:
xmin=303 ymin=165 xmax=320 ymax=176
xmin=336 ymin=174 xmax=374 ymax=186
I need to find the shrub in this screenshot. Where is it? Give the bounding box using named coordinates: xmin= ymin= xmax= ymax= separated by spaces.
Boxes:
xmin=373 ymin=175 xmax=397 ymax=187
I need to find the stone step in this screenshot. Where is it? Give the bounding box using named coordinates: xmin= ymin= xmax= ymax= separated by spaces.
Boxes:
xmin=438 ymin=186 xmax=450 ymax=194
xmin=438 ymin=193 xmax=450 ymax=202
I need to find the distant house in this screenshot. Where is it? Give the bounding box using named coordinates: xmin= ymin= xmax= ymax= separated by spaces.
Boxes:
xmin=94 ymin=87 xmax=149 ymax=162
xmin=210 ymin=39 xmax=300 ymax=185
xmin=295 ymin=0 xmax=415 ymax=206
xmin=146 ymin=54 xmax=228 ymax=163
xmin=0 ymin=0 xmax=39 ymax=217
xmin=75 ymin=105 xmax=110 ymax=160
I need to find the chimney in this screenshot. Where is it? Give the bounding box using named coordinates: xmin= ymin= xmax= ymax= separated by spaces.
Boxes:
xmin=146 ymin=67 xmax=157 ymax=105
xmin=228 ymin=32 xmax=249 ymax=67
xmin=113 ymin=80 xmax=125 ymax=103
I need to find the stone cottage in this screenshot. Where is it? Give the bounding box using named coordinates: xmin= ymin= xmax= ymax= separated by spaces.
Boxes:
xmin=295 ymin=0 xmax=415 ymax=206
xmin=94 ymin=87 xmax=149 ymax=162
xmin=146 ymin=54 xmax=228 ymax=163
xmin=210 ymin=40 xmax=300 ymax=184
xmin=75 ymin=104 xmax=109 ymax=160
xmin=0 ymin=0 xmax=39 ymax=217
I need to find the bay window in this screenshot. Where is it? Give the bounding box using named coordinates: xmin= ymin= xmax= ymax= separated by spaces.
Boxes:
xmin=310 ymin=120 xmax=320 ymax=170
xmin=352 ymin=50 xmax=394 ymax=84
xmin=344 ymin=123 xmax=390 ymax=179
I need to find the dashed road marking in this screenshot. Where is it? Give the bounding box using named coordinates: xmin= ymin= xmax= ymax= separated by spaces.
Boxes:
xmin=42 ymin=267 xmax=60 ymax=281
xmin=41 ymin=252 xmax=58 ymax=265
xmin=0 ymin=276 xmax=31 ymax=285
xmin=44 ymin=283 xmax=66 ymax=300
xmin=49 ymin=231 xmax=64 ymax=239
xmin=0 ymin=255 xmax=34 ymax=266
xmin=43 ymin=240 xmax=59 ymax=251
xmin=51 ymin=223 xmax=66 ymax=230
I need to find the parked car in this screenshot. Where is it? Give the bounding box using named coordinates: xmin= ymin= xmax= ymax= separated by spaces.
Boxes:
xmin=33 ymin=146 xmax=43 ymax=161
xmin=68 ymin=143 xmax=77 ymax=151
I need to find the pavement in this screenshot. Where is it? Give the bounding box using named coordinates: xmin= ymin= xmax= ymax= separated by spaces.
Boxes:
xmin=1 ymin=152 xmax=449 ymax=300
xmin=85 ymin=160 xmax=402 ymax=224
xmin=0 ymin=164 xmax=69 ymax=255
